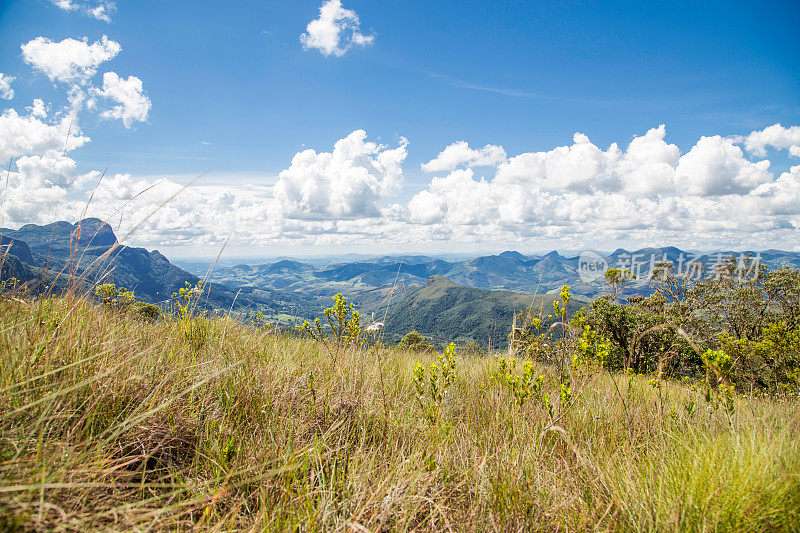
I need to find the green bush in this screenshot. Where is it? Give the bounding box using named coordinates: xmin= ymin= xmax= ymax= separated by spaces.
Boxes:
xmin=398 ymin=330 xmax=434 ymax=353
xmin=586 ymin=260 xmax=800 ymax=394
xmin=129 ymin=301 xmax=162 ymax=322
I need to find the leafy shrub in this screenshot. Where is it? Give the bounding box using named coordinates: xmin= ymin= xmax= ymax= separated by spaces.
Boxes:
xmin=586 ymin=260 xmax=800 ymax=394
xmin=95 ymin=283 xmax=135 ymax=308
xmin=129 ymin=301 xmax=162 ymax=322
xmin=721 ymin=322 xmax=800 ymax=396
xmin=398 ymin=330 xmax=433 ymax=353
xmin=497 ymin=357 xmax=544 ymax=408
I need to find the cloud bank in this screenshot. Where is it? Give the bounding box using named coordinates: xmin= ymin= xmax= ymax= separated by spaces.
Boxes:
xmin=2 ymin=28 xmax=798 ymax=251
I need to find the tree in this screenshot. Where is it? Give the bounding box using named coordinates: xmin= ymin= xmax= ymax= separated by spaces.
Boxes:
xmin=604 ymin=268 xmax=635 ymax=298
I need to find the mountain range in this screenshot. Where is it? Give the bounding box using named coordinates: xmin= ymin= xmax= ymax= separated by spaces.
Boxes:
xmin=199 ymin=245 xmax=800 ymax=298
xmin=0 ymin=219 xmax=316 ymax=318
xmin=4 ymin=218 xmax=799 ymax=347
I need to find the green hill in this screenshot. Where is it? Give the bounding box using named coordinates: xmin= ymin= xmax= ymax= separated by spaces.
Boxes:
xmin=377 ymin=275 xmax=588 ymax=347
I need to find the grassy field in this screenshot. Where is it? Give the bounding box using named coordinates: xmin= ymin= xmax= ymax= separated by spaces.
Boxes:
xmin=1 ymin=294 xmax=799 ymax=531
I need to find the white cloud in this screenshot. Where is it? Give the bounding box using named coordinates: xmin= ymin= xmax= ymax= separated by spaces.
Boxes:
xmin=14 ymin=153 xmax=77 ymax=189
xmin=93 ymin=72 xmax=151 ymax=127
xmin=742 ymin=123 xmax=800 ymax=157
xmin=0 ymin=108 xmax=89 ymax=162
xmin=27 ymin=99 xmax=49 ymax=118
xmin=274 ymin=130 xmax=407 ymax=219
xmin=614 ymin=124 xmax=680 ymax=196
xmin=21 ymin=35 xmax=121 ymax=84
xmin=301 ymin=0 xmax=375 ymax=57
xmin=3 ymin=112 xmax=799 ymax=251
xmin=493 ymin=132 xmax=620 ymax=194
xmin=674 ymin=135 xmax=771 ymax=196
xmin=421 ymin=141 xmax=507 ymax=172
xmin=1 ymin=33 xmax=161 ymax=233
xmin=0 ymin=73 xmax=14 ymax=100
xmin=51 ymin=0 xmax=115 ymax=22
xmin=403 ymin=125 xmax=798 ymax=249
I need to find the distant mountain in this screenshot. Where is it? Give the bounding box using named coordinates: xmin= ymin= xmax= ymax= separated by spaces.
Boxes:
xmin=7 ymin=220 xmax=799 ymax=347
xmin=1 ymin=219 xmax=318 ymax=319
xmin=203 ymin=246 xmax=800 ymax=299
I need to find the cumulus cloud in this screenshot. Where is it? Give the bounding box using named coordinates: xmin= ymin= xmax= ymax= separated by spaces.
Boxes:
xmin=492 ymin=132 xmax=620 ymax=194
xmin=0 ymin=102 xmax=92 ymax=226
xmin=674 ymin=135 xmax=771 ymax=195
xmin=301 ymin=0 xmax=374 ymax=57
xmin=0 ymin=108 xmax=89 ymax=162
xmin=21 ymin=35 xmax=121 ymax=84
xmin=614 ymin=124 xmax=680 ymax=196
xmin=26 ymin=99 xmax=49 ymax=118
xmin=51 ymin=0 xmax=115 ymax=22
xmin=742 ymin=123 xmax=800 ymax=158
xmin=1 ymin=32 xmax=163 ymax=236
xmin=421 ymin=141 xmax=507 ymax=172
xmin=0 ymin=73 xmax=14 ymax=100
xmin=404 ymin=125 xmax=799 ymax=249
xmin=3 ymin=101 xmax=799 ymax=250
xmin=274 ymin=130 xmax=407 ymax=219
xmin=93 ymin=72 xmax=151 ymax=127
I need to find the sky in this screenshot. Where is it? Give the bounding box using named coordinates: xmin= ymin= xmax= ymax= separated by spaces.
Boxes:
xmin=0 ymin=0 xmax=799 ymax=257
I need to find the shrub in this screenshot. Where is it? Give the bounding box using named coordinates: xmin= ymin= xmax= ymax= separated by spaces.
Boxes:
xmin=95 ymin=283 xmax=135 ymax=309
xmin=398 ymin=330 xmax=433 ymax=353
xmin=586 ymin=261 xmax=800 ymax=394
xmin=129 ymin=301 xmax=162 ymax=322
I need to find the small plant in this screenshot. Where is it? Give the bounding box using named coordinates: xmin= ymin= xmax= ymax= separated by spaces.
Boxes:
xmin=297 ymin=293 xmax=361 ymax=356
xmin=0 ymin=276 xmax=20 ymax=293
xmin=552 ymin=285 xmax=571 ymax=325
xmin=702 ymin=349 xmax=735 ymax=414
xmin=559 ymin=382 xmax=572 ymax=406
xmin=412 ymin=343 xmax=457 ymax=422
xmin=573 ymin=325 xmax=611 ymax=373
xmin=685 ymin=397 xmax=696 ymax=417
xmin=172 ymin=280 xmax=207 ymax=350
xmin=497 ymin=357 xmax=545 ymax=409
xmin=173 ymin=280 xmax=204 ymax=319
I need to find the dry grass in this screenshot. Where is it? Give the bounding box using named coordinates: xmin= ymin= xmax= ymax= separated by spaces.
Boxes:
xmin=1 ymin=293 xmax=798 ymax=531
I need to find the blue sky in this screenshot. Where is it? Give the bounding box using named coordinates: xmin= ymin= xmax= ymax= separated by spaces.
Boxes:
xmin=1 ymin=0 xmax=799 ymax=256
